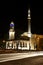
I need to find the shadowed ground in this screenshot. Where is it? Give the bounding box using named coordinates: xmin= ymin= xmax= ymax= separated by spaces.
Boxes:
xmin=0 ymin=56 xmax=43 ymax=65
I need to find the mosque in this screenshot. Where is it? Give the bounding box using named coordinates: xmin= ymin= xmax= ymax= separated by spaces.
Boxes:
xmin=5 ymin=9 xmax=43 ymax=51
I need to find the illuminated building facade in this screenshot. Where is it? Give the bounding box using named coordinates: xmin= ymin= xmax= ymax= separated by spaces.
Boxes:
xmin=6 ymin=9 xmax=37 ymax=50
xmin=5 ymin=9 xmax=43 ymax=50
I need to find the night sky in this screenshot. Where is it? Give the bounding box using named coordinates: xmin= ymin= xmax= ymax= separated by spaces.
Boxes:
xmin=0 ymin=1 xmax=43 ymax=38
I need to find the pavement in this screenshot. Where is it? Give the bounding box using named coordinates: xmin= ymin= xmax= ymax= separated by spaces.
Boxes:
xmin=0 ymin=51 xmax=43 ymax=63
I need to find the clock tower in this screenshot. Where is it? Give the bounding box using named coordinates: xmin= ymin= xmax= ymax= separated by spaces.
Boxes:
xmin=9 ymin=21 xmax=15 ymax=40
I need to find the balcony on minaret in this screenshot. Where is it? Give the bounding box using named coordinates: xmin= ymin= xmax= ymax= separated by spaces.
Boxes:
xmin=28 ymin=9 xmax=31 ymax=19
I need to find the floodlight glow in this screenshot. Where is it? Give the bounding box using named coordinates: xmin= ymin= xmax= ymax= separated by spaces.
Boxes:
xmin=28 ymin=33 xmax=31 ymax=37
xmin=11 ymin=22 xmax=14 ymax=24
xmin=28 ymin=14 xmax=30 ymax=17
xmin=28 ymin=9 xmax=30 ymax=13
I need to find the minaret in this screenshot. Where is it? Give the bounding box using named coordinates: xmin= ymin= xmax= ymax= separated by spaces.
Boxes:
xmin=28 ymin=9 xmax=31 ymax=37
xmin=9 ymin=21 xmax=15 ymax=40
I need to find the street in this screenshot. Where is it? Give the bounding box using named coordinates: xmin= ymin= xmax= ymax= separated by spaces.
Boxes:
xmin=0 ymin=56 xmax=43 ymax=65
xmin=0 ymin=51 xmax=43 ymax=63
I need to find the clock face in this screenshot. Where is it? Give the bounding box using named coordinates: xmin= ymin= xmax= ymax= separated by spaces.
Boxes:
xmin=10 ymin=24 xmax=14 ymax=27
